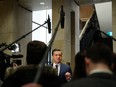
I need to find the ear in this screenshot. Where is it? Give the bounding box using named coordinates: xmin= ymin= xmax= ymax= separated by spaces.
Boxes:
xmin=85 ymin=57 xmax=90 ymax=65
xmin=85 ymin=57 xmax=91 ymax=75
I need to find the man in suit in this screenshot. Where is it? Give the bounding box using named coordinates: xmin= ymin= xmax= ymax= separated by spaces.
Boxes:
xmin=62 ymin=43 xmax=116 ymax=87
xmin=52 ymin=48 xmax=72 ymax=83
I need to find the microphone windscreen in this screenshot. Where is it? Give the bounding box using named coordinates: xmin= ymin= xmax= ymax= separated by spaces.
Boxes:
xmin=48 ymin=15 xmax=51 ymax=33
xmin=60 ymin=5 xmax=65 ymax=29
xmin=61 ymin=16 xmax=65 ymax=28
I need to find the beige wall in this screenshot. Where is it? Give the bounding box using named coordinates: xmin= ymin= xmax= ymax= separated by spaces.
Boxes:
xmin=16 ymin=6 xmax=32 ymax=65
xmin=0 ymin=0 xmax=17 ymax=44
xmin=52 ymin=0 xmax=80 ymax=70
xmin=52 ymin=0 xmax=70 ymax=63
xmin=0 ymin=0 xmax=32 ymax=65
xmin=112 ymin=0 xmax=116 ymax=52
xmin=70 ymin=1 xmax=80 ymax=71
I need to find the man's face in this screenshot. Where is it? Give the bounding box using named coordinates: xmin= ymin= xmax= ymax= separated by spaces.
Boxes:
xmin=52 ymin=51 xmax=62 ymax=64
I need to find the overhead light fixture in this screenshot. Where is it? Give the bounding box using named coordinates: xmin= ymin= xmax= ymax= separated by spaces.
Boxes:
xmin=40 ymin=2 xmax=45 ymax=5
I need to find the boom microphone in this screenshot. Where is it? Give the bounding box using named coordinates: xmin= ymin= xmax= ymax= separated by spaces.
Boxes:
xmin=60 ymin=5 xmax=65 ymax=29
xmin=47 ymin=15 xmax=51 ymax=33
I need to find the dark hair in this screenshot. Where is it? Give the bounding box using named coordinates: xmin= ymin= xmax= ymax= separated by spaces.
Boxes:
xmin=52 ymin=48 xmax=62 ymax=55
xmin=26 ymin=40 xmax=47 ymax=65
xmin=2 ymin=65 xmax=62 ymax=87
xmin=86 ymin=42 xmax=113 ymax=68
xmin=72 ymin=50 xmax=86 ymax=80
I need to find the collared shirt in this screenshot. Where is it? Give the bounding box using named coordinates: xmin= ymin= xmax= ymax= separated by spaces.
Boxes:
xmin=89 ymin=69 xmax=113 ymax=75
xmin=53 ymin=63 xmax=61 ymax=76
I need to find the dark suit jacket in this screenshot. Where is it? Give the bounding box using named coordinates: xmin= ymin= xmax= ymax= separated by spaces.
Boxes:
xmin=62 ymin=72 xmax=116 ymax=87
xmin=59 ymin=63 xmax=72 ymax=83
xmin=50 ymin=63 xmax=72 ymax=84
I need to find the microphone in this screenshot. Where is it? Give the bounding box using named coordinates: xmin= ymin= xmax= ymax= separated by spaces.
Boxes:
xmin=47 ymin=15 xmax=51 ymax=33
xmin=60 ymin=5 xmax=65 ymax=29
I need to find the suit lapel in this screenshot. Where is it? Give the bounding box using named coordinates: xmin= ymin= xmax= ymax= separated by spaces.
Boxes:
xmin=59 ymin=63 xmax=63 ymax=76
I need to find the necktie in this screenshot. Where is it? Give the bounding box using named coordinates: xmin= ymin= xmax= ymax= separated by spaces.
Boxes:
xmin=55 ymin=65 xmax=58 ymax=75
xmin=55 ymin=65 xmax=58 ymax=69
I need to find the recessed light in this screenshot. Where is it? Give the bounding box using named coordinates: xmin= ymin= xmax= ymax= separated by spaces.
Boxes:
xmin=40 ymin=2 xmax=45 ymax=5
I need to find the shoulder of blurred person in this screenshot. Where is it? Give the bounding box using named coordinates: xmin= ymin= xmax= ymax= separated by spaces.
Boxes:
xmin=62 ymin=75 xmax=116 ymax=87
xmin=62 ymin=43 xmax=116 ymax=87
xmin=4 ymin=62 xmax=21 ymax=79
xmin=2 ymin=65 xmax=63 ymax=87
xmin=1 ymin=40 xmax=49 ymax=87
xmin=22 ymin=83 xmax=42 ymax=87
xmin=71 ymin=50 xmax=87 ymax=81
xmin=0 ymin=79 xmax=3 ymax=87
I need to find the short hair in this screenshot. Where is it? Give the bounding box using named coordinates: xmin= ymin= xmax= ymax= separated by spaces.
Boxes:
xmin=26 ymin=40 xmax=47 ymax=65
xmin=2 ymin=65 xmax=62 ymax=87
xmin=52 ymin=48 xmax=62 ymax=55
xmin=72 ymin=50 xmax=87 ymax=80
xmin=86 ymin=42 xmax=113 ymax=67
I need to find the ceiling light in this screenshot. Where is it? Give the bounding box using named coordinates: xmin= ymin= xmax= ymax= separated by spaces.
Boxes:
xmin=40 ymin=2 xmax=45 ymax=5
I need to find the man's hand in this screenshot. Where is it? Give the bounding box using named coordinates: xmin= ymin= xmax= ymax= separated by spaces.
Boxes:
xmin=65 ymin=72 xmax=71 ymax=81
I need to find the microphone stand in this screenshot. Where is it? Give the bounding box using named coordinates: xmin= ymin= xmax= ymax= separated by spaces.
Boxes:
xmin=33 ymin=14 xmax=62 ymax=83
xmin=0 ymin=21 xmax=48 ymax=52
xmin=32 ymin=21 xmax=48 ymax=29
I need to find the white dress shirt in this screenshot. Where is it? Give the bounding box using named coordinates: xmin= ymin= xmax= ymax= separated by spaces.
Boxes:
xmin=53 ymin=63 xmax=61 ymax=76
xmin=89 ymin=69 xmax=113 ymax=75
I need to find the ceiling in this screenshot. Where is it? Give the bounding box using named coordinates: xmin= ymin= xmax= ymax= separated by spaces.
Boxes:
xmin=18 ymin=0 xmax=112 ymax=34
xmin=75 ymin=0 xmax=111 ymax=5
xmin=18 ymin=0 xmax=112 ymax=11
xmin=18 ymin=0 xmax=52 ymax=11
